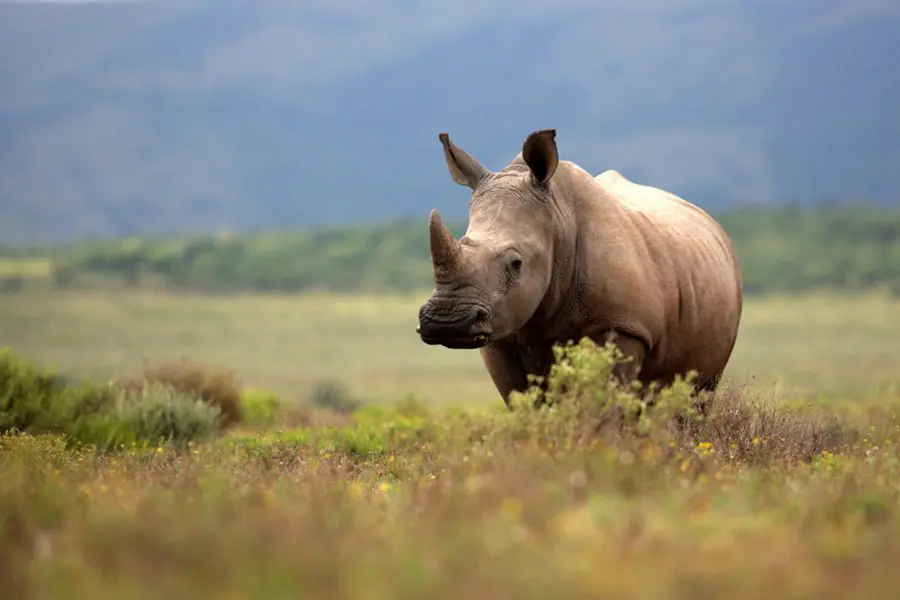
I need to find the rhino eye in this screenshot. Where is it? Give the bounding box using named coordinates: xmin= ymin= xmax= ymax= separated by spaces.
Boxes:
xmin=509 ymin=258 xmax=523 ymax=274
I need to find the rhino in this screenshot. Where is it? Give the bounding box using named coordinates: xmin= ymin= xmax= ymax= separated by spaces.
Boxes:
xmin=416 ymin=128 xmax=743 ymax=409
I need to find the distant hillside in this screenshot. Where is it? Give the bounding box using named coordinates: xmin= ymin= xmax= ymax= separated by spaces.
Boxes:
xmin=1 ymin=1 xmax=898 ymax=246
xmin=2 ymin=203 xmax=898 ymax=297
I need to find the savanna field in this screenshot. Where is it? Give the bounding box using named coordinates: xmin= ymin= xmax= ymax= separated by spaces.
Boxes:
xmin=2 ymin=289 xmax=900 ymax=599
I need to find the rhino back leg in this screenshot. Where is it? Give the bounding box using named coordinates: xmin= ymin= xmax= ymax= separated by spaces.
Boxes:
xmin=690 ymin=371 xmax=723 ymax=418
xmin=697 ymin=372 xmax=722 ymax=393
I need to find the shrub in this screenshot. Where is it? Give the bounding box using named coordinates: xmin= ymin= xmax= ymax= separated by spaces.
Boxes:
xmin=241 ymin=390 xmax=281 ymax=427
xmin=113 ymin=382 xmax=222 ymax=448
xmin=683 ymin=385 xmax=848 ymax=465
xmin=500 ymin=338 xmax=699 ymax=450
xmin=496 ymin=337 xmax=848 ymax=467
xmin=0 ymin=348 xmax=116 ymax=439
xmin=116 ymin=358 xmax=243 ymax=428
xmin=0 ymin=348 xmax=68 ymax=434
xmin=0 ymin=276 xmax=24 ymax=293
xmin=0 ymin=349 xmax=226 ymax=450
xmin=309 ymin=379 xmax=361 ymax=414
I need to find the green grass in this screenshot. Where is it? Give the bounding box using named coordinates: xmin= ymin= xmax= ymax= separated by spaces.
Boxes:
xmin=0 ymin=290 xmax=898 ymax=406
xmin=3 ymin=292 xmax=900 ymax=598
xmin=1 ymin=339 xmax=899 ymax=599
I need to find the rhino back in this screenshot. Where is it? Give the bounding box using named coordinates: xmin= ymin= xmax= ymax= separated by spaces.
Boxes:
xmin=566 ymin=166 xmax=743 ymax=384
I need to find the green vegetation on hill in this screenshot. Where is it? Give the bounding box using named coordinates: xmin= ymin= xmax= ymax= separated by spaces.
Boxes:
xmin=3 ymin=202 xmax=900 ymax=295
xmin=722 ymin=203 xmax=900 ymax=293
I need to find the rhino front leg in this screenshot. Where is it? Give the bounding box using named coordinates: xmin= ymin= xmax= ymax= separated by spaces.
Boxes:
xmin=479 ymin=342 xmax=529 ymax=410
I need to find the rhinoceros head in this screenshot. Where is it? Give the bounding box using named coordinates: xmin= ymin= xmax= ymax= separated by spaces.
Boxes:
xmin=417 ymin=129 xmax=561 ymax=349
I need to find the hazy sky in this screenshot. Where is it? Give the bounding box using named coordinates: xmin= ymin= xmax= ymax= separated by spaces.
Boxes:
xmin=1 ymin=0 xmax=898 ymax=244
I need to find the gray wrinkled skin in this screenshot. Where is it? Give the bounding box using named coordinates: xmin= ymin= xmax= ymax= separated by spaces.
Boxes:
xmin=417 ymin=129 xmax=744 ymax=409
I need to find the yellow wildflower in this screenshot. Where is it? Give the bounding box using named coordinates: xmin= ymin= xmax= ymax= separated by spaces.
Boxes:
xmin=347 ymin=482 xmax=364 ymax=500
xmin=500 ymin=497 xmax=523 ymax=523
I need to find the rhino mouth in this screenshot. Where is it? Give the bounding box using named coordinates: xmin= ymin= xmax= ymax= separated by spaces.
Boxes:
xmin=418 ymin=330 xmax=491 ymax=350
xmin=417 ymin=299 xmax=493 ymax=350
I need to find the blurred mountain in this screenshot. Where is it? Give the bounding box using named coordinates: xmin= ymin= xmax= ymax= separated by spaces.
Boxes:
xmin=1 ymin=0 xmax=898 ymax=246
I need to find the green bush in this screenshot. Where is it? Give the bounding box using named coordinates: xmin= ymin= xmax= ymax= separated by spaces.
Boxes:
xmin=476 ymin=338 xmax=699 ymax=452
xmin=0 ymin=348 xmax=116 ymax=439
xmin=115 ymin=358 xmax=244 ymax=428
xmin=498 ymin=338 xmax=845 ymax=465
xmin=241 ymin=390 xmax=281 ymax=426
xmin=0 ymin=348 xmax=67 ymax=434
xmin=0 ymin=349 xmax=227 ymax=450
xmin=309 ymin=379 xmax=362 ymax=414
xmin=113 ymin=382 xmax=222 ymax=448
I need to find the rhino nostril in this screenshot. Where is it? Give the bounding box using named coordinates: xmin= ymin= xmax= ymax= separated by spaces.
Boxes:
xmin=473 ymin=307 xmax=490 ymax=326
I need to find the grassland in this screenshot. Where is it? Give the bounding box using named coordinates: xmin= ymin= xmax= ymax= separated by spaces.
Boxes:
xmin=2 ymin=290 xmax=899 ymax=406
xmin=0 ymin=257 xmax=52 ymax=278
xmin=2 ymin=290 xmax=900 ymax=599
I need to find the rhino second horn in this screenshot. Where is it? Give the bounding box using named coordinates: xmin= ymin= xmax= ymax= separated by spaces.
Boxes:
xmin=428 ymin=208 xmax=461 ymax=271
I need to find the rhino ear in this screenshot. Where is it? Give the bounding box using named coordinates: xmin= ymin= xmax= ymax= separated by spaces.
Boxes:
xmin=439 ymin=132 xmax=491 ymax=190
xmin=521 ymin=129 xmax=558 ymax=186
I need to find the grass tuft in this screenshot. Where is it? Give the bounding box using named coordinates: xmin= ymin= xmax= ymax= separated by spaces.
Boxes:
xmin=686 ymin=385 xmax=850 ymax=466
xmin=112 ymin=382 xmax=223 ymax=448
xmin=116 ymin=358 xmax=244 ymax=428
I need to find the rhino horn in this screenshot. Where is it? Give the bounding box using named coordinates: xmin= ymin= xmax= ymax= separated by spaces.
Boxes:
xmin=428 ymin=208 xmax=461 ymax=272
